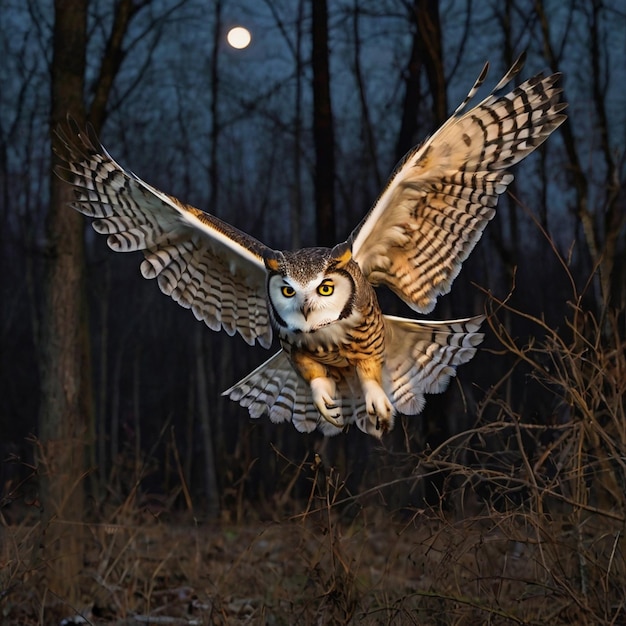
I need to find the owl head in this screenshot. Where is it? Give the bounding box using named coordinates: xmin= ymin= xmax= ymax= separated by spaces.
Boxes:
xmin=264 ymin=242 xmax=356 ymax=333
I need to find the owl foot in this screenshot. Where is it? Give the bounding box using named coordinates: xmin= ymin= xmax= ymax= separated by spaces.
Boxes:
xmin=310 ymin=377 xmax=343 ymax=427
xmin=361 ymin=380 xmax=393 ymax=433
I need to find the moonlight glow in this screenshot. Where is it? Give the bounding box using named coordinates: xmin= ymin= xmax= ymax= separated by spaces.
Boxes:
xmin=227 ymin=26 xmax=252 ymax=49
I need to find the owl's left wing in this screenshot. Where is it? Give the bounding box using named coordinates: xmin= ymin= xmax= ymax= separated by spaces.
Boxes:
xmin=55 ymin=120 xmax=272 ymax=348
xmin=382 ymin=314 xmax=485 ymax=416
xmin=350 ymin=55 xmax=567 ymax=314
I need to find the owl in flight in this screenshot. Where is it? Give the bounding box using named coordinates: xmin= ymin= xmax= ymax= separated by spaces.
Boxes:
xmin=56 ymin=54 xmax=566 ymax=437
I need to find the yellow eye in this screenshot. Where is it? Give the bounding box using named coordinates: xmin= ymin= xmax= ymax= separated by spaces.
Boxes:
xmin=317 ymin=282 xmax=334 ymax=296
xmin=281 ymin=285 xmax=296 ymax=298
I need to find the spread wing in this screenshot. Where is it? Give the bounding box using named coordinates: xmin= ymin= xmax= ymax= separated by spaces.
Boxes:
xmin=224 ymin=350 xmax=374 ymax=437
xmin=55 ymin=119 xmax=272 ymax=348
xmin=350 ymin=54 xmax=567 ymax=313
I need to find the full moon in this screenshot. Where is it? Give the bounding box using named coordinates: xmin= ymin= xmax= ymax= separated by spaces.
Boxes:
xmin=227 ymin=26 xmax=252 ymax=50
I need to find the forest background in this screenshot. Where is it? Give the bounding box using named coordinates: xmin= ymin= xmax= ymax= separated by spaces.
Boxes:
xmin=1 ymin=0 xmax=625 ymax=623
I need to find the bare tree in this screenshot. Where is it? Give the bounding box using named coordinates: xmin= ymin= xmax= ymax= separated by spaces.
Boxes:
xmin=395 ymin=0 xmax=447 ymax=161
xmin=37 ymin=0 xmax=88 ymax=603
xmin=350 ymin=0 xmax=382 ymax=190
xmin=260 ymin=0 xmax=307 ymax=248
xmin=208 ymin=0 xmax=223 ymax=213
xmin=312 ymin=0 xmax=336 ymax=246
xmin=535 ymin=0 xmax=625 ymax=318
xmin=37 ymin=0 xmax=172 ymax=600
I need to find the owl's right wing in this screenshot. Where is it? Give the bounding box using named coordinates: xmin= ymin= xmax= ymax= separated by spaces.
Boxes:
xmin=55 ymin=120 xmax=272 ymax=348
xmin=224 ymin=350 xmax=376 ymax=437
xmin=224 ymin=350 xmax=340 ymax=435
xmin=350 ymin=54 xmax=567 ymax=314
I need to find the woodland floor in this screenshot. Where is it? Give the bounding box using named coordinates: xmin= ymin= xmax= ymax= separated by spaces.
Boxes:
xmin=3 ymin=497 xmax=623 ymax=626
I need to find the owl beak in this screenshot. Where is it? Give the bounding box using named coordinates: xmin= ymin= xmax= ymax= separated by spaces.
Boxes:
xmin=300 ymin=303 xmax=311 ymax=321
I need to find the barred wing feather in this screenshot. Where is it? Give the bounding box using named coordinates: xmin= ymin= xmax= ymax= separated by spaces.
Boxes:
xmin=351 ymin=54 xmax=567 ymax=314
xmin=55 ymin=120 xmax=272 ymax=348
xmin=225 ymin=315 xmax=484 ymax=438
xmin=383 ymin=315 xmax=485 ymax=415
xmin=224 ymin=350 xmax=378 ymax=437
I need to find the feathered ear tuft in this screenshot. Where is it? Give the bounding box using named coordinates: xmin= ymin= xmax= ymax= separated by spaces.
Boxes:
xmin=330 ymin=241 xmax=352 ymax=269
xmin=263 ymin=250 xmax=285 ymax=273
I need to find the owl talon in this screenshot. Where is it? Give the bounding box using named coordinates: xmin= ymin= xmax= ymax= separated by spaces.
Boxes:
xmin=322 ymin=412 xmax=344 ymax=428
xmin=361 ymin=379 xmax=393 ymax=432
xmin=321 ymin=405 xmax=343 ymax=427
xmin=310 ymin=377 xmax=343 ymax=426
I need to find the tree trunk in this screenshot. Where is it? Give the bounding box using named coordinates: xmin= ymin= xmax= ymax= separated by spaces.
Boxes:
xmin=208 ymin=0 xmax=223 ymax=213
xmin=395 ymin=0 xmax=447 ymax=161
xmin=312 ymin=0 xmax=336 ymax=247
xmin=195 ymin=326 xmax=221 ymax=517
xmin=352 ymin=0 xmax=382 ymax=190
xmin=290 ymin=0 xmax=305 ymax=250
xmin=37 ymin=0 xmax=88 ymax=604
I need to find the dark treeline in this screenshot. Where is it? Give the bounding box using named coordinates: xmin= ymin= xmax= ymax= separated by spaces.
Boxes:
xmin=1 ymin=0 xmax=624 ymax=520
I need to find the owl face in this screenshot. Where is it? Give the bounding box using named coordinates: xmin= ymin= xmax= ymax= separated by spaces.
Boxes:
xmin=265 ymin=244 xmax=356 ymax=334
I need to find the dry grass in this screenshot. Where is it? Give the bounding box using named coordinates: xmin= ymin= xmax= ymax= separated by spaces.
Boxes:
xmin=2 ymin=275 xmax=625 ymax=624
xmin=3 ymin=484 xmax=624 ymax=624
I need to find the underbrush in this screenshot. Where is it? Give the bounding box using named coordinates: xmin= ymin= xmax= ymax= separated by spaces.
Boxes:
xmin=2 ymin=286 xmax=624 ymax=624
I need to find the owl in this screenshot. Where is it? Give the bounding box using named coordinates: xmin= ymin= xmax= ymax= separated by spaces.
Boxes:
xmin=55 ymin=54 xmax=566 ymax=437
